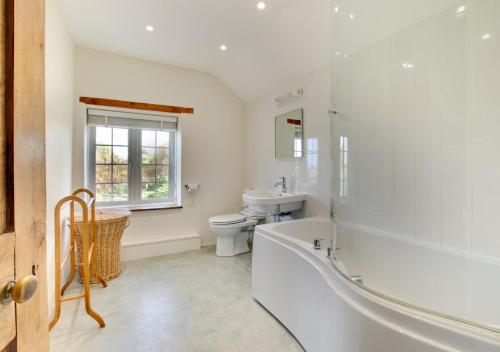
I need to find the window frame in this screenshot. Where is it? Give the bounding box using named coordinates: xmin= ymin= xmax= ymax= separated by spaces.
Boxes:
xmin=88 ymin=126 xmax=178 ymax=208
xmin=339 ymin=135 xmax=349 ymax=199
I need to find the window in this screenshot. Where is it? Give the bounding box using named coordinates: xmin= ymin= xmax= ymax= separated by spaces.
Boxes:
xmin=87 ymin=109 xmax=179 ymax=207
xmin=294 ymin=137 xmax=303 ymax=158
xmin=339 ymin=136 xmax=349 ymax=198
xmin=93 ymin=127 xmax=129 ymax=202
xmin=140 ymin=130 xmax=171 ymax=200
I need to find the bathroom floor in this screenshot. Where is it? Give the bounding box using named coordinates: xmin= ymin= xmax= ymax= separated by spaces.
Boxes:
xmin=49 ymin=247 xmax=304 ymax=352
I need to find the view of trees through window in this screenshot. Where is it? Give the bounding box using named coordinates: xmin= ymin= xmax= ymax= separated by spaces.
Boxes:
xmin=94 ymin=127 xmax=172 ymax=203
xmin=141 ymin=130 xmax=170 ymax=200
xmin=95 ymin=127 xmax=129 ymax=202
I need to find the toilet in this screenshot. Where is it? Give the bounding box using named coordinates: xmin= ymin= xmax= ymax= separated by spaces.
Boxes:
xmin=209 ymin=214 xmax=258 ymax=257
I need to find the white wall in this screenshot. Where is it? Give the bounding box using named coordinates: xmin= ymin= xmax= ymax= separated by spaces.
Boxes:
xmin=73 ymin=47 xmax=245 ymax=250
xmin=244 ymin=67 xmax=331 ymax=218
xmin=45 ymin=0 xmax=74 ymax=315
xmin=331 ymin=0 xmax=500 ymax=263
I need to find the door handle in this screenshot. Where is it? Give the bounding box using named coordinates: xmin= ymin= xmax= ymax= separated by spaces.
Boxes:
xmin=0 ymin=275 xmax=38 ymax=304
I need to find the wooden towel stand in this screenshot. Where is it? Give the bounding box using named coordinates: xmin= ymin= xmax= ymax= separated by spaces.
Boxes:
xmin=49 ymin=189 xmax=107 ymax=331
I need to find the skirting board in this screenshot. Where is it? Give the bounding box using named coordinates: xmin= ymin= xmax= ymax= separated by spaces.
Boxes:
xmin=121 ymin=234 xmax=201 ymax=262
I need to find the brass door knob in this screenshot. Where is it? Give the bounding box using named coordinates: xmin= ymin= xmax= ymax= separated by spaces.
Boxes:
xmin=0 ymin=275 xmax=38 ymax=304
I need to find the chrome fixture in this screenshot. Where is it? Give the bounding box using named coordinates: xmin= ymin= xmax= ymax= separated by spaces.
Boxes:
xmin=331 ymin=246 xmax=341 ymax=260
xmin=274 ymin=204 xmax=281 ymax=222
xmin=240 ymin=207 xmax=291 ymax=221
xmin=275 ymin=89 xmax=303 ymax=104
xmin=351 ymin=275 xmax=364 ymax=285
xmin=313 ymin=238 xmax=324 ymax=250
xmin=274 ymin=176 xmax=288 ymax=193
xmin=327 ymin=247 xmax=333 ymax=258
xmin=331 ymin=222 xmax=339 ymax=259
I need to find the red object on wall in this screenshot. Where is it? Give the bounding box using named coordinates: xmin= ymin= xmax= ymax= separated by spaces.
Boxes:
xmin=287 ymin=119 xmax=302 ymax=125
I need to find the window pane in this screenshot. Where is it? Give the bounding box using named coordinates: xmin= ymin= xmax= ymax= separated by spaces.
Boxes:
xmin=96 ymin=165 xmax=112 ymax=183
xmin=156 ymin=148 xmax=169 ymax=164
xmin=112 ymin=183 xmax=128 ymax=201
xmin=113 ymin=128 xmax=128 ymax=146
xmin=142 ymin=165 xmax=155 ymax=182
xmin=142 ymin=130 xmax=156 ymax=147
xmin=113 ymin=146 xmax=128 ymax=164
xmin=342 ymin=167 xmax=348 ymax=180
xmin=142 ymin=148 xmax=155 ymax=164
xmin=156 ymin=183 xmax=169 ymax=198
xmin=96 ymin=184 xmax=112 ymax=202
xmin=113 ymin=165 xmax=128 ymax=183
xmin=142 ymin=183 xmax=156 ymax=199
xmin=96 ymin=146 xmax=112 ymax=164
xmin=96 ymin=127 xmax=112 ymax=145
xmin=157 ymin=131 xmax=169 ymax=147
xmin=156 ymin=165 xmax=168 ymax=182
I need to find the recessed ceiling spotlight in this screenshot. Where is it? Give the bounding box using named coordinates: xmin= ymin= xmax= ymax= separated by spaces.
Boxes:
xmin=456 ymin=5 xmax=466 ymax=15
xmin=145 ymin=25 xmax=154 ymax=32
xmin=481 ymin=33 xmax=491 ymax=40
xmin=257 ymin=2 xmax=266 ymax=10
xmin=220 ymin=44 xmax=228 ymax=51
xmin=334 ymin=6 xmax=339 ymax=13
xmin=349 ymin=13 xmax=354 ymax=20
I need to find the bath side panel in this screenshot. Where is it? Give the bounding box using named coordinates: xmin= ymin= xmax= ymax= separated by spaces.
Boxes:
xmin=252 ymin=230 xmax=459 ymax=352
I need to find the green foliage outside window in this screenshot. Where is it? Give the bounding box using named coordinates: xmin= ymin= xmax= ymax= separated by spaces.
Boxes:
xmin=93 ymin=127 xmax=172 ymax=204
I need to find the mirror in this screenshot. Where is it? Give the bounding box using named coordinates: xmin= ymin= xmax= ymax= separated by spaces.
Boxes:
xmin=275 ymin=108 xmax=304 ymax=159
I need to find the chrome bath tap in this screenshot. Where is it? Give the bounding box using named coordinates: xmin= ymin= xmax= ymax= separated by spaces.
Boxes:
xmin=313 ymin=238 xmax=324 ymax=250
xmin=274 ymin=176 xmax=288 ymax=194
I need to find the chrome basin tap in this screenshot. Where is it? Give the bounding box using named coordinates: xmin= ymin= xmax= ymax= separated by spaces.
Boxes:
xmin=274 ymin=176 xmax=288 ymax=194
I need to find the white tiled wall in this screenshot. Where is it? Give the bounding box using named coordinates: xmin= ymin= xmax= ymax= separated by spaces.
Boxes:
xmin=244 ymin=67 xmax=331 ymax=218
xmin=331 ymin=0 xmax=500 ymax=262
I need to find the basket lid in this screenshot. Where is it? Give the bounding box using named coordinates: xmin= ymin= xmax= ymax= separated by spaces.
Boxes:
xmin=74 ymin=209 xmax=131 ymax=223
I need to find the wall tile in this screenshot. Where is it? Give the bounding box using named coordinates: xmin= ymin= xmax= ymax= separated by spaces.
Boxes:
xmin=331 ymin=1 xmax=500 ymax=260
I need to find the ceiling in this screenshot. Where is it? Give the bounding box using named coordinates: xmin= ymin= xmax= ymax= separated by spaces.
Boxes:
xmin=58 ymin=0 xmax=330 ymax=102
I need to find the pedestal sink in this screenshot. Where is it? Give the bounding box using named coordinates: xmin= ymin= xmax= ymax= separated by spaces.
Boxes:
xmin=243 ymin=190 xmax=307 ymax=214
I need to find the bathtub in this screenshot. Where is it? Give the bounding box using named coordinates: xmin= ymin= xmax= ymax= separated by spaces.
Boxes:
xmin=252 ymin=217 xmax=500 ymax=352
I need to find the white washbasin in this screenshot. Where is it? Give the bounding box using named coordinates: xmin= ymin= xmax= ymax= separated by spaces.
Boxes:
xmin=243 ymin=190 xmax=307 ymax=213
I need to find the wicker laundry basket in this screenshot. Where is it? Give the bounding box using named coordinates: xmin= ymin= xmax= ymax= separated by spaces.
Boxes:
xmin=74 ymin=209 xmax=131 ymax=283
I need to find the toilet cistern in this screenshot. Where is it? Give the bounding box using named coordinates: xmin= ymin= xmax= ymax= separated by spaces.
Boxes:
xmin=274 ymin=176 xmax=288 ymax=193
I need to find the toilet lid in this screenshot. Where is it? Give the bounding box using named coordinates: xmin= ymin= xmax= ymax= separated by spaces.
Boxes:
xmin=209 ymin=213 xmax=247 ymax=225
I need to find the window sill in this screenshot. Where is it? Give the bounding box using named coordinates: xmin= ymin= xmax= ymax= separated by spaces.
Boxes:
xmin=97 ymin=203 xmax=183 ymax=213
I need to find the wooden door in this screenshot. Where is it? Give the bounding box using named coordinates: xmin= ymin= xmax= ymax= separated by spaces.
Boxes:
xmin=0 ymin=0 xmax=48 ymax=351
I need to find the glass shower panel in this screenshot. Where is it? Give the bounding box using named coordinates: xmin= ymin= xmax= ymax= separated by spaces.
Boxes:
xmin=329 ymin=0 xmax=500 ymax=333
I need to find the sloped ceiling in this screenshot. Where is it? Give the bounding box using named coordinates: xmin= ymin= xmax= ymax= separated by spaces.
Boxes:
xmin=58 ymin=0 xmax=330 ymax=102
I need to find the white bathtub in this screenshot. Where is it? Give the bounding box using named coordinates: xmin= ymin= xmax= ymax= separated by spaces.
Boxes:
xmin=252 ymin=217 xmax=500 ymax=352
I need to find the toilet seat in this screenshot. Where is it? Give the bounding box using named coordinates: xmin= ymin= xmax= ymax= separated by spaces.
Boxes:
xmin=209 ymin=213 xmax=247 ymax=225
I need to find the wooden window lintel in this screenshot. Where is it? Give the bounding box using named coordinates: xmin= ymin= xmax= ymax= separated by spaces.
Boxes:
xmin=80 ymin=97 xmax=194 ymax=114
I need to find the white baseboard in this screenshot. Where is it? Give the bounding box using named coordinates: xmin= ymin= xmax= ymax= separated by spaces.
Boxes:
xmin=121 ymin=235 xmax=201 ymax=262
